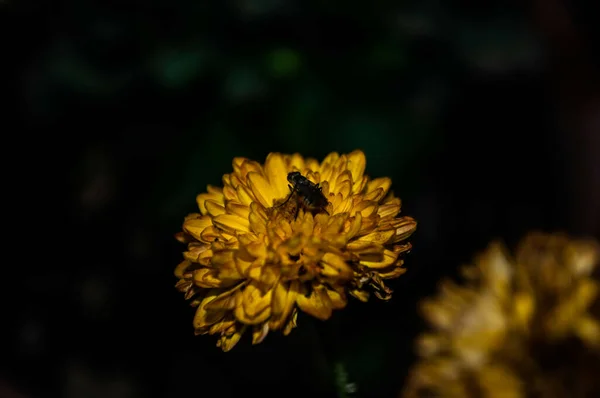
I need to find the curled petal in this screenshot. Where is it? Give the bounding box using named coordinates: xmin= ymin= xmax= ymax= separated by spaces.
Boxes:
xmin=217 ymin=325 xmax=246 ymax=352
xmin=366 ymin=177 xmax=391 ymax=201
xmin=193 ymin=268 xmax=223 ymax=288
xmin=270 ymin=280 xmax=299 ymax=330
xmin=175 ymin=260 xmax=192 ymax=278
xmin=320 ymin=252 xmax=353 ymax=280
xmin=194 ymin=290 xmax=229 ymax=331
xmin=296 ymin=284 xmax=335 ymax=320
xmin=196 ymin=189 xmax=225 ymax=215
xmin=234 ymin=282 xmax=273 ymax=325
xmin=183 ymin=216 xmax=213 ymax=241
xmin=252 ymin=323 xmax=270 ymax=345
xmin=360 ymin=249 xmax=399 ymax=269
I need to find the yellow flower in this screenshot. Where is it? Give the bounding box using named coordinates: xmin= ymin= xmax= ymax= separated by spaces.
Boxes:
xmin=174 ymin=150 xmax=417 ymax=351
xmin=403 ymin=232 xmax=600 ymax=398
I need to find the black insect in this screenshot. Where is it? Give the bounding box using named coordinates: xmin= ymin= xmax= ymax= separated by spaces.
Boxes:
xmin=278 ymin=171 xmax=330 ymax=215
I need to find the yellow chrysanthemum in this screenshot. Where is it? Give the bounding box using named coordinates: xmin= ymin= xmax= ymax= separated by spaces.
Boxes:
xmin=175 ymin=151 xmax=416 ymax=351
xmin=403 ymin=232 xmax=600 ymax=398
xmin=174 ymin=150 xmax=417 ymax=351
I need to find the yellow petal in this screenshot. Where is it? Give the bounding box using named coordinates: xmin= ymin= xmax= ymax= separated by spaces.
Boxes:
xmin=236 ymin=185 xmax=255 ymax=206
xmin=270 ymin=280 xmax=299 ymax=330
xmin=356 ymin=229 xmax=395 ymax=245
xmin=196 ymin=190 xmax=226 ymax=215
xmin=217 ymin=326 xmax=246 ymax=352
xmin=353 ymin=200 xmax=378 ymax=218
xmin=213 ymin=214 xmax=251 ymax=234
xmin=347 ymin=150 xmax=366 ymax=184
xmin=245 ymin=239 xmax=268 ymax=259
xmin=329 ymin=170 xmax=352 ymax=197
xmin=360 ymin=249 xmax=399 ymax=269
xmin=296 ymin=284 xmax=334 ymax=320
xmin=234 ymin=282 xmax=273 ymax=325
xmin=349 ymin=289 xmax=370 ymax=302
xmin=208 ymin=318 xmax=236 ymax=334
xmin=378 ymin=266 xmax=407 ymax=279
xmin=247 ymin=171 xmax=277 ymax=208
xmin=183 ymin=216 xmax=213 ymax=241
xmin=390 ymin=217 xmax=417 ymax=243
xmin=193 ymin=291 xmax=227 ymax=331
xmin=320 ymin=252 xmax=353 ymax=280
xmin=252 ymin=323 xmax=270 ymax=345
xmin=226 ymin=202 xmax=250 ymax=220
xmin=222 ymin=184 xmax=238 ymax=201
xmin=288 ymin=153 xmax=306 ymax=171
xmin=200 ymin=225 xmax=222 ymax=242
xmin=175 ymin=260 xmax=192 ymax=278
xmin=366 ymin=177 xmax=391 ymax=201
xmin=325 ymin=287 xmax=347 ymax=309
xmin=283 ymin=309 xmax=298 ymax=336
xmin=248 ymin=265 xmax=279 ymax=288
xmin=377 ymin=200 xmax=401 ymax=219
xmin=319 ymin=152 xmax=340 ymax=177
xmin=346 ymin=240 xmax=384 ymax=254
xmin=234 ymin=249 xmax=254 ymax=277
xmin=205 ymin=284 xmax=244 ymax=311
xmin=353 ymin=176 xmax=368 ymax=194
xmin=239 ymin=159 xmax=263 ymax=179
xmin=183 ymin=245 xmax=212 ymax=264
xmin=264 ymin=153 xmax=290 ymax=201
xmin=332 ymin=193 xmax=353 ymax=215
xmin=217 ymin=258 xmax=244 ymax=282
xmin=193 ymin=268 xmax=223 ymax=288
xmin=205 ymin=200 xmax=226 ymax=217
xmin=363 ymin=188 xmax=383 ymax=202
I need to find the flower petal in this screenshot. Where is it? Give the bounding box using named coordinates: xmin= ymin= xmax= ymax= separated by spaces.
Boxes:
xmin=236 ymin=185 xmax=255 ymax=206
xmin=264 ymin=153 xmax=290 ymax=201
xmin=193 ymin=268 xmax=223 ymax=288
xmin=194 ymin=290 xmax=228 ymax=331
xmin=247 ymin=172 xmax=277 ymax=208
xmin=205 ymin=200 xmax=226 ymax=217
xmin=175 ymin=260 xmax=192 ymax=278
xmin=226 ymin=202 xmax=250 ymax=220
xmin=183 ymin=216 xmax=213 ymax=241
xmin=366 ymin=177 xmax=391 ymax=200
xmin=360 ymin=249 xmax=399 ymax=269
xmin=252 ymin=323 xmax=270 ymax=345
xmin=356 ymin=229 xmax=395 ymax=245
xmin=320 ymin=252 xmax=353 ymax=280
xmin=197 ymin=191 xmax=225 ymax=215
xmin=377 ymin=200 xmax=401 ymax=219
xmin=217 ymin=325 xmax=246 ymax=352
xmin=296 ymin=284 xmax=336 ymax=320
xmin=213 ymin=214 xmax=251 ymax=234
xmin=270 ymin=280 xmax=299 ymax=330
xmin=234 ymin=282 xmax=272 ymax=325
xmin=347 ymin=150 xmax=366 ymax=184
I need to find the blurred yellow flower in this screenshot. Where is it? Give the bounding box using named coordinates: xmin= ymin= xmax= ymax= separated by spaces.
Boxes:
xmin=403 ymin=232 xmax=600 ymax=398
xmin=175 ymin=150 xmax=416 ymax=351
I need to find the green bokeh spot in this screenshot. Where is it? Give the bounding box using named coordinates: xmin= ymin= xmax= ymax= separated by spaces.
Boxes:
xmin=153 ymin=48 xmax=205 ymax=88
xmin=267 ymin=48 xmax=301 ymax=78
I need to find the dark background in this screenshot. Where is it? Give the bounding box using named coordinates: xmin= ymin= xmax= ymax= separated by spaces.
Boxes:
xmin=5 ymin=0 xmax=600 ymax=397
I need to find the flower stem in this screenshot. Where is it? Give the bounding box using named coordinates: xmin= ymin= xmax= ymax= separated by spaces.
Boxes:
xmin=313 ymin=314 xmax=358 ymax=398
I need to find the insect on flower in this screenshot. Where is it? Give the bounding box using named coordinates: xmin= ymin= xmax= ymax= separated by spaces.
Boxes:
xmin=277 ymin=171 xmax=330 ymax=215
